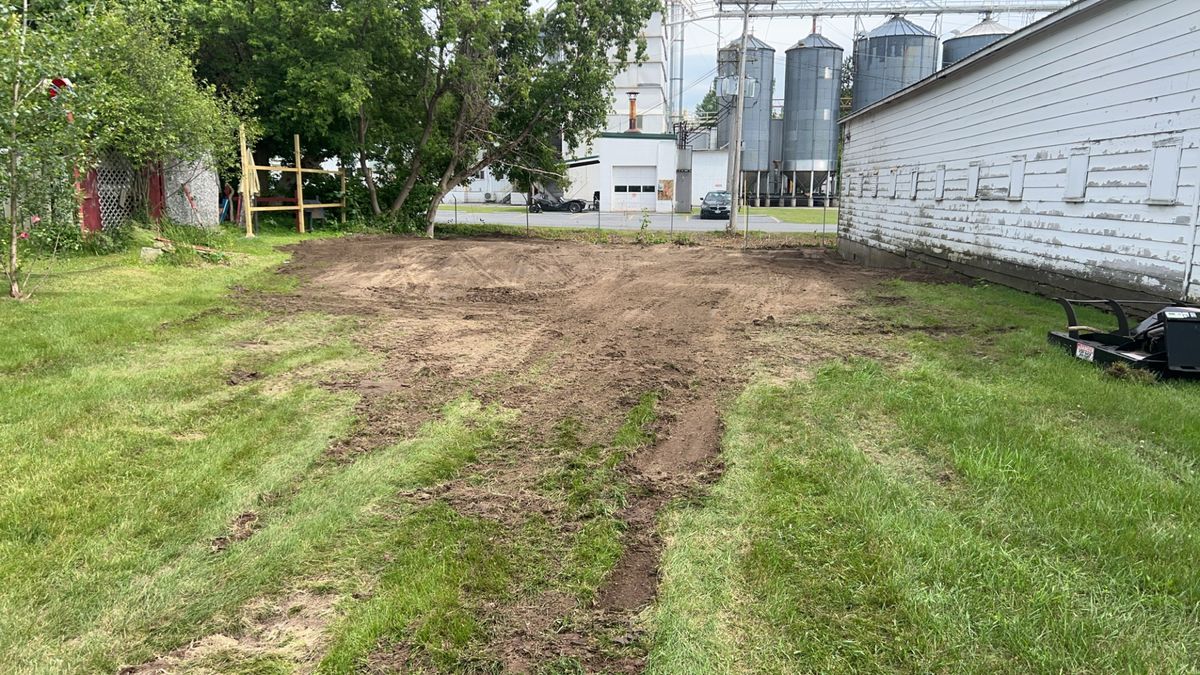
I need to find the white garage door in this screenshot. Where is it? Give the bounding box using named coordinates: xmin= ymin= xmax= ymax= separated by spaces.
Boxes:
xmin=612 ymin=166 xmax=657 ymax=212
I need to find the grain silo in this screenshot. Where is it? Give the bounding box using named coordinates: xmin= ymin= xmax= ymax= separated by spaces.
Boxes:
xmin=715 ymin=35 xmax=775 ymax=202
xmin=782 ymin=33 xmax=843 ymax=206
xmin=852 ymin=16 xmax=937 ymax=112
xmin=942 ymin=15 xmax=1013 ymax=68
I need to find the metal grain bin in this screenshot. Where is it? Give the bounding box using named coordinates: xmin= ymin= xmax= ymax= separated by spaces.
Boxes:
xmin=852 ymin=16 xmax=937 ymax=112
xmin=782 ymin=33 xmax=842 ymax=203
xmin=942 ymin=17 xmax=1013 ymax=68
xmin=715 ymin=34 xmax=775 ymax=172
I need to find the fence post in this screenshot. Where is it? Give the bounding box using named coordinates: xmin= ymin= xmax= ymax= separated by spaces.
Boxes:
xmin=239 ymin=124 xmax=254 ymax=238
xmin=340 ymin=169 xmax=347 ymax=225
xmin=294 ymin=134 xmax=305 ymax=234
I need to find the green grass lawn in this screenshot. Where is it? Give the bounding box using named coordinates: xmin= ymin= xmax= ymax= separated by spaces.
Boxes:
xmin=688 ymin=206 xmax=838 ymax=225
xmin=650 ymin=281 xmax=1200 ymax=673
xmin=0 ymin=226 xmax=522 ymax=672
xmin=4 ymin=225 xmax=1198 ymax=672
xmin=436 ymin=204 xmax=528 ymax=214
xmin=752 ymin=206 xmax=839 ymax=224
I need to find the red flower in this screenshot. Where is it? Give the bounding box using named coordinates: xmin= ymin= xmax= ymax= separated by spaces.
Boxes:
xmin=17 ymin=232 xmax=29 ymax=240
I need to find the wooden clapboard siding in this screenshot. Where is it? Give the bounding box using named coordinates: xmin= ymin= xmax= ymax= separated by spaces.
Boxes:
xmin=839 ymin=0 xmax=1200 ymax=301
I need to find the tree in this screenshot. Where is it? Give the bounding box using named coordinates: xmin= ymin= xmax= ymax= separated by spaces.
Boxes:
xmin=391 ymin=0 xmax=659 ymax=236
xmin=840 ymin=53 xmax=855 ymax=118
xmin=1 ymin=1 xmax=236 ymax=299
xmin=695 ymin=85 xmax=719 ymax=128
xmin=178 ymin=0 xmax=656 ymax=234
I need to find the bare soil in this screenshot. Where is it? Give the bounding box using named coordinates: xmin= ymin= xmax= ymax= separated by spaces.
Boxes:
xmin=256 ymin=234 xmax=917 ymax=671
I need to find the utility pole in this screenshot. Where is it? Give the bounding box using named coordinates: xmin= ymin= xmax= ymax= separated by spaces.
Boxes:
xmin=725 ymin=1 xmax=751 ymax=234
xmin=721 ymin=0 xmax=774 ymax=234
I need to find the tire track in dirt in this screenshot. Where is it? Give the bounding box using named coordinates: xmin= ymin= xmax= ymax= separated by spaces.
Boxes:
xmin=260 ymin=234 xmax=919 ymax=671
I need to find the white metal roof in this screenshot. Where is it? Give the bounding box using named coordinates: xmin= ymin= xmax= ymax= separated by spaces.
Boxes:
xmin=953 ymin=17 xmax=1014 ymax=37
xmin=842 ymin=0 xmax=1112 ymax=123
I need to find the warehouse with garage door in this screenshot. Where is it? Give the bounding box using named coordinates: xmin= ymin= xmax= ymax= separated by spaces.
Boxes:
xmin=838 ymin=0 xmax=1200 ymax=303
xmin=564 ymin=132 xmax=679 ymax=213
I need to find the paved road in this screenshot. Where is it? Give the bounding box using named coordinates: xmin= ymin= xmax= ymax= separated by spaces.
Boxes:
xmin=434 ymin=208 xmax=837 ymax=233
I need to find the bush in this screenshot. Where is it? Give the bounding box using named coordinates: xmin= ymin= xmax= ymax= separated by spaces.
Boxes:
xmin=159 ymin=222 xmax=233 ymax=249
xmin=23 ymin=218 xmax=136 ymax=256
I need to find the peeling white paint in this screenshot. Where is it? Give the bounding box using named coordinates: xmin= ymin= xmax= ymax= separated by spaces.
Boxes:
xmin=840 ymin=0 xmax=1200 ymax=300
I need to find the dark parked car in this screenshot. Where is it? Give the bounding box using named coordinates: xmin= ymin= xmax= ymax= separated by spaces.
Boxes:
xmin=699 ymin=190 xmax=732 ymax=219
xmin=529 ymin=193 xmax=587 ymax=214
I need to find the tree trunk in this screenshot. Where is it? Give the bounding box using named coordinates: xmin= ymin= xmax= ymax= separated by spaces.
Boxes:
xmin=389 ymin=127 xmax=434 ymax=215
xmin=357 ymin=106 xmax=381 ymax=215
xmin=425 ymin=183 xmax=454 ymax=238
xmin=7 ymin=0 xmax=26 ymax=299
xmin=7 ymin=164 xmax=19 ymax=297
xmin=8 ymin=124 xmax=20 ymax=299
xmin=360 ymin=155 xmax=381 ymax=216
xmin=7 ymin=217 xmax=18 ymax=299
xmin=388 ymin=87 xmax=448 ymax=215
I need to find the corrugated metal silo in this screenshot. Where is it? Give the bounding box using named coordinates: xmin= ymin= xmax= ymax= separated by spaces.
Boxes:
xmin=782 ymin=33 xmax=843 ymax=205
xmin=852 ymin=16 xmax=937 ymax=112
xmin=715 ymin=35 xmax=775 ymax=173
xmin=942 ymin=17 xmax=1012 ymax=68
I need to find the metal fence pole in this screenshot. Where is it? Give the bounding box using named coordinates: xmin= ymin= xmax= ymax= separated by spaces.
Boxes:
xmin=743 ymin=179 xmax=750 ymax=248
xmin=453 ymin=194 xmax=458 ymax=226
xmin=821 ymin=193 xmax=828 ymax=247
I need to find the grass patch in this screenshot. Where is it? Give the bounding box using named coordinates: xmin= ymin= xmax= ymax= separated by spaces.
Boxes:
xmin=692 ymin=205 xmax=839 ymax=226
xmin=317 ymin=503 xmax=514 ymax=673
xmin=749 ymin=206 xmax=839 ymax=225
xmin=539 ymin=393 xmax=659 ymax=602
xmin=650 ymin=281 xmax=1200 ymax=673
xmin=316 ymin=393 xmax=663 ymax=670
xmin=438 ymin=204 xmax=529 ymax=214
xmin=0 ymin=223 xmax=514 ymax=672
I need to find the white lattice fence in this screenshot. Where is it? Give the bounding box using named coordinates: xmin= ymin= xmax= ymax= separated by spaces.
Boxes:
xmin=96 ymin=151 xmax=144 ymax=229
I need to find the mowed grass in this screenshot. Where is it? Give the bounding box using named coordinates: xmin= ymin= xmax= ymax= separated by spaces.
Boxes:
xmin=0 ymin=226 xmax=517 ymax=672
xmin=437 ymin=204 xmax=528 ymax=214
xmin=650 ymin=281 xmax=1200 ymax=672
xmin=691 ymin=206 xmax=839 ymax=225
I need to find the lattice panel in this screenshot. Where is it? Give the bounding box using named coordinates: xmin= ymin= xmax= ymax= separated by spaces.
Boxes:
xmin=96 ymin=151 xmax=142 ymax=230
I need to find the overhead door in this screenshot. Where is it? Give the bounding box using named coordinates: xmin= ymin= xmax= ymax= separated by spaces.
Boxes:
xmin=612 ymin=166 xmax=657 ymax=212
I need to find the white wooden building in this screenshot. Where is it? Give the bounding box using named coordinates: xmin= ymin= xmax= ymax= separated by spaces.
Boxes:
xmin=838 ymin=0 xmax=1200 ymax=302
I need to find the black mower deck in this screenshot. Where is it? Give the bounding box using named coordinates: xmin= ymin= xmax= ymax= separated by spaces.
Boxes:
xmin=1047 ymin=298 xmax=1200 ymax=379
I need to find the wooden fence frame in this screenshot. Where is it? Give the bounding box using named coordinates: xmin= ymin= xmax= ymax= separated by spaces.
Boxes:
xmin=239 ymin=128 xmax=346 ymax=237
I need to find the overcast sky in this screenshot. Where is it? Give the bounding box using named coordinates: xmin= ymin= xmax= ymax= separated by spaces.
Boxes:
xmin=674 ymin=10 xmax=1053 ymax=112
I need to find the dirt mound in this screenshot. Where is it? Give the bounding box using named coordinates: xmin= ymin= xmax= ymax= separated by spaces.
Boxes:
xmin=256 ymin=234 xmax=918 ymax=670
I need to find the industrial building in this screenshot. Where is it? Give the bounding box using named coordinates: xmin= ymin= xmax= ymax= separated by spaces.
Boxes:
xmin=838 ymin=0 xmax=1200 ymax=302
xmin=446 ymin=3 xmax=1066 ymax=215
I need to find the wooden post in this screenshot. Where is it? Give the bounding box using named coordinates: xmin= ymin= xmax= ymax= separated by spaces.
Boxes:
xmin=340 ymin=169 xmax=347 ymax=225
xmin=239 ymin=124 xmax=254 ymax=238
xmin=294 ymin=134 xmax=305 ymax=233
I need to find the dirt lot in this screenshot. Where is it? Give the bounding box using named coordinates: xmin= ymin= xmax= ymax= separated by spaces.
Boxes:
xmin=261 ymin=233 xmax=904 ymax=670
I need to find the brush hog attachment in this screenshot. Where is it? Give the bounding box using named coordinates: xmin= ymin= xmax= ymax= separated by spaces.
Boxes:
xmin=1048 ymin=298 xmax=1200 ymax=378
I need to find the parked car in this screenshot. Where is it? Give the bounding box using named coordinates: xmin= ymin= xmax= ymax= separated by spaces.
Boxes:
xmin=699 ymin=190 xmax=732 ymax=219
xmin=529 ymin=193 xmax=587 ymax=214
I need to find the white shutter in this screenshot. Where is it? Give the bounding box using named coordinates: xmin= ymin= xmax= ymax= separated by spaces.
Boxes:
xmin=1148 ymin=140 xmax=1182 ymax=205
xmin=1008 ymin=156 xmax=1026 ymax=201
xmin=1064 ymin=147 xmax=1091 ymax=202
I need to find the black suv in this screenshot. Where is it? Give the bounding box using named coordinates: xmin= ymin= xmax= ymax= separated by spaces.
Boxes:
xmin=699 ymin=191 xmax=731 ymax=219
